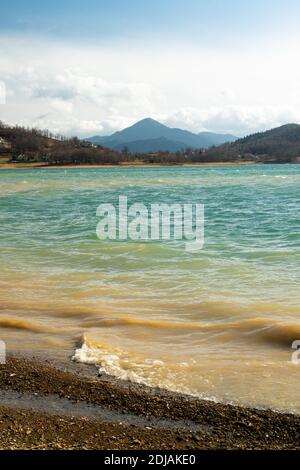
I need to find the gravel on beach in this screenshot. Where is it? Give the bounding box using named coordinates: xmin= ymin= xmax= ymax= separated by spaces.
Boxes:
xmin=0 ymin=356 xmax=299 ymax=450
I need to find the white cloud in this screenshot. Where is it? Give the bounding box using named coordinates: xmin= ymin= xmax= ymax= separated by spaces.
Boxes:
xmin=25 ymin=71 xmax=152 ymax=106
xmin=0 ymin=80 xmax=6 ymax=105
xmin=1 ymin=34 xmax=300 ymax=136
xmin=49 ymin=98 xmax=73 ymax=114
xmin=30 ymin=115 xmax=133 ymax=137
xmin=165 ymin=106 xmax=300 ymax=136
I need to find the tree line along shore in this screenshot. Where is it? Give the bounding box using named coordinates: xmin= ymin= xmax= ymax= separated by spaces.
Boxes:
xmin=1 ymin=121 xmax=300 ymax=167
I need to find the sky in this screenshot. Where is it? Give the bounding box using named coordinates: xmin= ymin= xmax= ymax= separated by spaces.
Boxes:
xmin=1 ymin=0 xmax=300 ymax=137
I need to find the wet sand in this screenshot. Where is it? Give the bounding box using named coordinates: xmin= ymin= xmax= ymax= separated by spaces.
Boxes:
xmin=0 ymin=355 xmax=299 ymax=450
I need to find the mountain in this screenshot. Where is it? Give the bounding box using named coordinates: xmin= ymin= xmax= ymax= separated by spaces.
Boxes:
xmin=111 ymin=137 xmax=190 ymax=153
xmin=86 ymin=118 xmax=237 ymax=152
xmin=2 ymin=120 xmax=299 ymax=166
xmin=203 ymin=123 xmax=300 ymax=163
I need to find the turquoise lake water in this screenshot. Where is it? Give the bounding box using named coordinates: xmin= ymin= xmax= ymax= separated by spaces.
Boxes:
xmin=0 ymin=164 xmax=299 ymax=411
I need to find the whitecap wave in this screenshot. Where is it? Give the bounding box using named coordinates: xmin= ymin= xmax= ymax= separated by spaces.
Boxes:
xmin=72 ymin=337 xmax=201 ymax=396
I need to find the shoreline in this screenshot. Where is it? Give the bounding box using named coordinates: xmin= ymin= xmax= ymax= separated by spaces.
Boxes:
xmin=0 ymin=354 xmax=299 ymax=450
xmin=0 ymin=161 xmax=257 ymax=170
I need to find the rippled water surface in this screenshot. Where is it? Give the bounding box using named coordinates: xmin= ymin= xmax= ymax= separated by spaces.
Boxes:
xmin=0 ymin=165 xmax=299 ymax=412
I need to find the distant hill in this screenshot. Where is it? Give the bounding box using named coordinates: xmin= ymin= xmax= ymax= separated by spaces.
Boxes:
xmin=0 ymin=121 xmax=121 ymax=165
xmin=2 ymin=120 xmax=299 ymax=166
xmin=87 ymin=118 xmax=237 ymax=152
xmin=203 ymin=124 xmax=300 ymax=163
xmin=112 ymin=137 xmax=189 ymax=153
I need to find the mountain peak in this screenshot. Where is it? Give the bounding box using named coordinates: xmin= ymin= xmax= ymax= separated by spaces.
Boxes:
xmin=127 ymin=117 xmax=167 ymax=129
xmin=87 ymin=118 xmax=237 ymax=152
xmin=137 ymin=117 xmax=160 ymax=124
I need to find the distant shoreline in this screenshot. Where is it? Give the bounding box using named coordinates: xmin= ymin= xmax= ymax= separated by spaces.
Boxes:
xmin=0 ymin=161 xmax=257 ymax=170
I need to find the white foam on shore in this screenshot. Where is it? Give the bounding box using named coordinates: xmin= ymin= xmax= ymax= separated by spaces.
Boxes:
xmin=73 ymin=338 xmax=300 ymax=414
xmin=72 ymin=337 xmax=200 ymax=397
